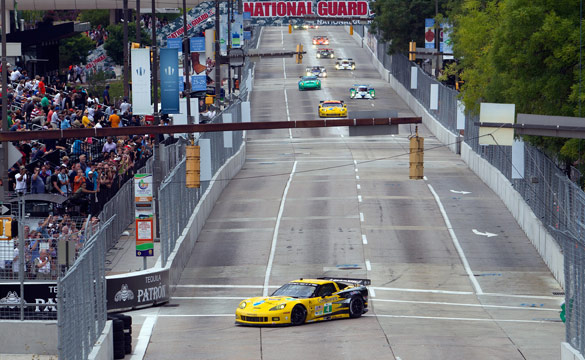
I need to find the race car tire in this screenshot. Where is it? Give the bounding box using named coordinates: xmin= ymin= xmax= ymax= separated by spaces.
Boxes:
xmin=349 ymin=296 xmax=364 ymax=318
xmin=290 ymin=305 xmax=307 ymax=325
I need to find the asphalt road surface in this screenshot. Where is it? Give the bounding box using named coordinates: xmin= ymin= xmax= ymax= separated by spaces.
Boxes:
xmin=135 ymin=26 xmax=565 ymax=360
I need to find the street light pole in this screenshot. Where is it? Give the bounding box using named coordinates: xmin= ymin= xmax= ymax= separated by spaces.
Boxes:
xmin=123 ymin=0 xmax=129 ymax=98
xmin=183 ymin=0 xmax=192 ymax=125
xmin=151 ymin=0 xmax=162 ymax=247
xmin=136 ymin=0 xmax=141 ymax=43
xmin=215 ymin=0 xmax=221 ymax=108
xmin=1 ymin=0 xmax=7 ymax=203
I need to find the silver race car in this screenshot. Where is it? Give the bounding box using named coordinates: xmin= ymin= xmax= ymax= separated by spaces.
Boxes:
xmin=335 ymin=58 xmax=355 ymax=70
xmin=350 ymin=85 xmax=375 ymax=99
xmin=306 ymin=66 xmax=328 ymax=78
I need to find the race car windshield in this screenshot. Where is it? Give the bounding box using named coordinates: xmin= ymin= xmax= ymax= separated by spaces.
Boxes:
xmin=323 ymin=102 xmax=342 ymax=107
xmin=358 ymin=87 xmax=368 ymax=92
xmin=271 ymin=283 xmax=317 ymax=298
xmin=302 ymin=76 xmax=318 ymax=81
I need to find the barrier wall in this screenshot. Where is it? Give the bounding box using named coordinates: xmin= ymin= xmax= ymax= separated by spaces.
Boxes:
xmin=0 ymin=320 xmax=58 ymax=354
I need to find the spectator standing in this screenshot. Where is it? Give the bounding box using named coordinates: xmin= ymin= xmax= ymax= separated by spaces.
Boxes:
xmin=15 ymin=166 xmax=28 ymax=195
xmin=31 ymin=167 xmax=45 ymax=194
xmin=57 ymin=166 xmax=70 ymax=196
xmin=49 ymin=166 xmax=62 ymax=195
xmin=102 ymin=137 xmax=116 ymax=154
xmin=103 ymin=85 xmax=110 ymax=105
xmin=38 ymin=76 xmax=46 ymax=95
xmin=39 ymin=165 xmax=51 ymax=184
xmin=120 ymin=97 xmax=131 ymax=114
xmin=34 ymin=249 xmax=52 ymax=280
xmin=40 ymin=95 xmax=49 ymax=114
xmin=108 ymin=109 xmax=120 ymax=128
xmin=72 ymin=169 xmax=85 ymax=194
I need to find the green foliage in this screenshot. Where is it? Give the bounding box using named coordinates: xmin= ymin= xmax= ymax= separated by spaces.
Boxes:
xmin=78 ymin=10 xmax=110 ymax=29
xmin=59 ymin=34 xmax=96 ymax=70
xmin=85 ymin=70 xmax=115 ymax=100
xmin=371 ymin=0 xmax=445 ymax=55
xmin=103 ymin=23 xmax=151 ymax=66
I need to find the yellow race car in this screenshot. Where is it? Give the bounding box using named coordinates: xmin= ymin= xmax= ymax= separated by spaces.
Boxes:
xmin=318 ymin=100 xmax=347 ymax=118
xmin=235 ymin=277 xmax=370 ymax=326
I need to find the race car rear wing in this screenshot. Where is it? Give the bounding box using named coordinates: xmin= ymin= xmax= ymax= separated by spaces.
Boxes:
xmin=318 ymin=277 xmax=371 ymax=286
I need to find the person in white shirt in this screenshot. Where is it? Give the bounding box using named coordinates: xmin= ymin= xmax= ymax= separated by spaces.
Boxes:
xmin=15 ymin=166 xmax=28 ymax=195
xmin=120 ymin=98 xmax=131 ymax=114
xmin=10 ymin=68 xmax=21 ymax=82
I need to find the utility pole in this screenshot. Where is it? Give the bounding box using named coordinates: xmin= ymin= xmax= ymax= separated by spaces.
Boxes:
xmin=227 ymin=0 xmax=232 ymax=103
xmin=183 ymin=0 xmax=192 ymax=125
xmin=214 ymin=0 xmax=221 ymax=108
xmin=434 ymin=0 xmax=440 ymax=77
xmin=151 ymin=0 xmax=162 ymax=245
xmin=123 ymin=0 xmax=129 ymax=98
xmin=1 ymin=0 xmax=8 ymax=204
xmin=136 ymin=0 xmax=141 ymax=43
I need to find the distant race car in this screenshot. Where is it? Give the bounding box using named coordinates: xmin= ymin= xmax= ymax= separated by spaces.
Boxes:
xmin=319 ymin=100 xmax=348 ymax=118
xmin=306 ymin=66 xmax=327 ymax=77
xmin=316 ymin=48 xmax=335 ymax=59
xmin=293 ymin=24 xmax=308 ymax=30
xmin=350 ymin=85 xmax=375 ymax=99
xmin=312 ymin=36 xmax=329 ymax=45
xmin=298 ymin=76 xmax=322 ymax=91
xmin=235 ymin=277 xmax=370 ymax=326
xmin=308 ymin=25 xmax=319 ymax=29
xmin=335 ymin=58 xmax=356 ymax=70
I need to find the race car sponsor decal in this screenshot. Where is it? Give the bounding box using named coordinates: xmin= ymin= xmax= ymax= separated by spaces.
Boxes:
xmin=315 ymin=305 xmax=323 ymax=316
xmin=324 ymin=303 xmax=332 ymax=314
xmin=253 ymin=300 xmax=266 ymax=306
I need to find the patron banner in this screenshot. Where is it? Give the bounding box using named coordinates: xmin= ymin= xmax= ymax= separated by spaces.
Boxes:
xmin=130 ymin=49 xmax=152 ymax=115
xmin=160 ymin=47 xmax=180 ymax=114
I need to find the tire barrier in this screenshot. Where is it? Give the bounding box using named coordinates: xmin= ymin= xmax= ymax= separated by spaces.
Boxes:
xmin=108 ymin=313 xmax=133 ymax=359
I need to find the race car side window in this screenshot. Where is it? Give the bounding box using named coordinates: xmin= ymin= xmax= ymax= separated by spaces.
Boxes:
xmin=316 ymin=283 xmax=337 ymax=297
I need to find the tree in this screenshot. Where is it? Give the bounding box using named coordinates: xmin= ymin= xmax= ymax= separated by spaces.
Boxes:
xmin=104 ymin=23 xmax=151 ymax=66
xmin=59 ymin=34 xmax=96 ymax=70
xmin=79 ymin=10 xmax=110 ymax=29
xmin=370 ymin=0 xmax=449 ymax=55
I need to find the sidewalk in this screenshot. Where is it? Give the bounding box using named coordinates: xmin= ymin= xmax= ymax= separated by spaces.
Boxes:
xmin=105 ymin=221 xmax=161 ymax=276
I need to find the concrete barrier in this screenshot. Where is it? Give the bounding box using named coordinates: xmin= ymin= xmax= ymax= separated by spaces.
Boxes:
xmin=562 ymin=343 xmax=585 ymax=360
xmin=344 ymin=26 xmax=564 ymax=287
xmin=0 ymin=320 xmax=57 ymax=355
xmin=88 ymin=320 xmax=113 ymax=360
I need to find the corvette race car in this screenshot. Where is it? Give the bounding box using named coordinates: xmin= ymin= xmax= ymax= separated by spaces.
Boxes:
xmin=312 ymin=36 xmax=329 ymax=45
xmin=335 ymin=58 xmax=356 ymax=70
xmin=318 ymin=100 xmax=347 ymax=118
xmin=235 ymin=277 xmax=370 ymax=326
xmin=298 ymin=76 xmax=321 ymax=90
xmin=306 ymin=66 xmax=327 ymax=77
xmin=350 ymin=85 xmax=375 ymax=99
xmin=316 ymin=48 xmax=335 ymax=59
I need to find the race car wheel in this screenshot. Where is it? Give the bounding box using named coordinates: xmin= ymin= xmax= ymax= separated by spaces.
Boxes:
xmin=290 ymin=305 xmax=307 ymax=325
xmin=349 ymin=297 xmax=364 ymax=318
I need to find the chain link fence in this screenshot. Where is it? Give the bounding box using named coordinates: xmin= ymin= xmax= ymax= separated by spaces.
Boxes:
xmin=159 ymin=102 xmax=244 ymax=267
xmin=58 ymin=216 xmax=113 ymax=360
xmin=364 ymin=28 xmax=584 ymax=353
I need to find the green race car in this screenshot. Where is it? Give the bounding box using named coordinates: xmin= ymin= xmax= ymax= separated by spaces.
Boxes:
xmin=298 ymin=76 xmax=321 ymax=91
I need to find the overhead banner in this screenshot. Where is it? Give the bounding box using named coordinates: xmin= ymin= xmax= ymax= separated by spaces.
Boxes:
xmin=243 ymin=1 xmax=371 ymax=17
xmin=160 ymin=47 xmax=180 ymax=114
xmin=131 ymin=49 xmax=152 ymax=115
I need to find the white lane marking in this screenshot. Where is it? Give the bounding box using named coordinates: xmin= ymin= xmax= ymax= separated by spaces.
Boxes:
xmin=173 ymin=284 xmax=279 ymax=289
xmin=130 ymin=313 xmax=158 ymax=360
xmin=472 ymin=229 xmax=498 ymax=238
xmin=256 ymin=27 xmax=263 ymax=50
xmin=450 ymin=190 xmax=471 ymax=195
xmin=365 ymin=260 xmax=372 ymax=271
xmin=362 ymin=234 xmax=368 ymax=244
xmin=283 ymin=58 xmax=287 ymax=79
xmin=367 ymin=314 xmax=557 ymax=324
xmin=371 ymin=298 xmax=559 ymax=312
xmin=360 ymin=212 xmax=364 ymax=222
xmin=480 ymin=293 xmax=563 ymax=301
xmin=373 ymin=287 xmax=474 ymax=295
xmin=281 ymin=28 xmax=284 ymax=45
xmin=153 ymin=314 xmax=235 ymax=317
xmin=428 ymin=184 xmax=483 ymax=295
xmin=369 ymin=287 xmax=375 ymax=297
xmin=357 ymin=184 xmax=361 ymax=190
xmin=423 ymin=176 xmax=428 ymax=180
xmin=284 ymin=88 xmax=292 ymax=138
xmin=354 ymin=160 xmax=357 ymax=165
xmin=172 ymin=296 xmax=247 ymax=300
xmin=264 ymin=161 xmax=297 ymax=296
xmin=355 ymin=168 xmax=359 ymax=172
xmin=356 ymin=175 xmax=360 ymax=180
xmin=358 ymin=195 xmax=362 ymax=202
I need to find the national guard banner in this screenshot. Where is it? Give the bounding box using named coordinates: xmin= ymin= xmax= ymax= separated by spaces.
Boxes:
xmin=160 ymin=47 xmax=180 ymax=114
xmin=131 ymin=49 xmax=152 ymax=115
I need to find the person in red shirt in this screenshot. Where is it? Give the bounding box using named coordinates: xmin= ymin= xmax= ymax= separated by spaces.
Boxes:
xmin=38 ymin=76 xmax=46 ymax=95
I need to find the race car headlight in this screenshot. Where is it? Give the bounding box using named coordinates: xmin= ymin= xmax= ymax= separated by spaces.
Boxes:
xmin=300 ymin=82 xmax=304 ymax=85
xmin=270 ymin=303 xmax=287 ymax=311
xmin=238 ymin=301 xmax=248 ymax=309
xmin=317 ymin=54 xmax=320 ymax=58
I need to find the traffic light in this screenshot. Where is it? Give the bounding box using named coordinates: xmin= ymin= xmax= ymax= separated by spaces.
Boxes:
xmin=295 ymin=44 xmax=303 ymax=64
xmin=0 ymin=217 xmax=12 ymax=240
xmin=131 ymin=42 xmax=141 ymax=49
xmin=409 ymin=127 xmax=424 ymax=180
xmin=186 ymin=145 xmax=200 ymax=188
xmin=349 ymin=25 xmax=353 ymax=36
xmin=409 ymin=41 xmax=416 ymax=61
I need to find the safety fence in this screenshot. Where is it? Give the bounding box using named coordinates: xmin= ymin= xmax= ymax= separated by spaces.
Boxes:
xmin=159 ymin=101 xmax=244 ymax=266
xmin=58 ymin=216 xmax=113 ymax=360
xmin=362 ymin=26 xmax=585 ymax=354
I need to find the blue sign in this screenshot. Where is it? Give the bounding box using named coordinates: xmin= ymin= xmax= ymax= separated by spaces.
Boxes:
xmin=190 ymin=37 xmax=205 ymax=53
xmin=244 ymin=31 xmax=251 ymax=40
xmin=243 ymin=11 xmax=251 ymax=21
xmin=167 ymin=37 xmax=182 ymax=51
xmin=160 ymin=48 xmax=180 ymax=114
xmin=191 ymin=75 xmax=207 ymax=92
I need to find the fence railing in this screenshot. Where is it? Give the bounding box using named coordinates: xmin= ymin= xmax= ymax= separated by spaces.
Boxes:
xmin=363 ymin=27 xmax=584 ymax=355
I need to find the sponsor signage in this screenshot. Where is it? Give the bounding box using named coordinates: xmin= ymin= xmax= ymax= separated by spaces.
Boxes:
xmin=242 ymin=1 xmax=371 ymax=17
xmin=191 ymin=74 xmax=207 ymax=92
xmin=107 ymin=269 xmax=170 ymax=311
xmin=131 ymin=49 xmax=152 ymax=115
xmin=0 ymin=283 xmax=59 ymax=320
xmin=134 ymin=174 xmax=154 ymax=257
xmin=190 ymin=37 xmax=206 ymax=53
xmin=160 ymin=47 xmax=180 ymax=114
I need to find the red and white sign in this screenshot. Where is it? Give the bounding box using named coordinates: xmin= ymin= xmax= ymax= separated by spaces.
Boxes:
xmin=243 ymin=1 xmax=371 ymax=18
xmin=168 ymin=9 xmax=215 ymax=38
xmin=85 ymin=54 xmax=106 ymax=70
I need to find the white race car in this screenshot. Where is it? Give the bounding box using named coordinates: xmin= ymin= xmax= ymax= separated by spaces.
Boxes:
xmin=335 ymin=58 xmax=355 ymax=70
xmin=350 ymin=85 xmax=375 ymax=99
xmin=306 ymin=66 xmax=327 ymax=77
